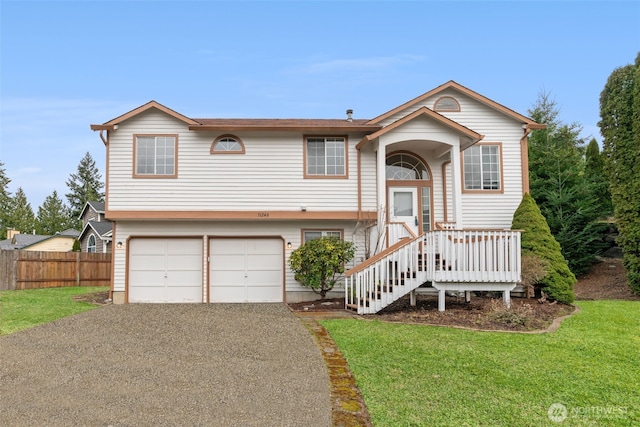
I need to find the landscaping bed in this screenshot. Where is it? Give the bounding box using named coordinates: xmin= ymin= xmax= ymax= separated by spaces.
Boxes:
xmin=289 ymin=257 xmax=636 ymax=331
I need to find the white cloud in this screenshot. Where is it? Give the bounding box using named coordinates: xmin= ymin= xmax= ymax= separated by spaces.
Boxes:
xmin=288 ymin=54 xmax=427 ymax=75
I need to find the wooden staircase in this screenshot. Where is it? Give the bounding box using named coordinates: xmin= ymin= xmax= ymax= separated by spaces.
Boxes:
xmin=345 ymin=228 xmax=522 ymax=314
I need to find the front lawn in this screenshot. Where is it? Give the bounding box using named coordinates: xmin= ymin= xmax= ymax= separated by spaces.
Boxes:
xmin=0 ymin=286 xmax=109 ymax=335
xmin=322 ymin=300 xmax=639 ymax=426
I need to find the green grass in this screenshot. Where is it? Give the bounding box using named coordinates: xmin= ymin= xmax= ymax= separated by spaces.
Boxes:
xmin=0 ymin=286 xmax=109 ymax=335
xmin=322 ymin=301 xmax=640 ymax=426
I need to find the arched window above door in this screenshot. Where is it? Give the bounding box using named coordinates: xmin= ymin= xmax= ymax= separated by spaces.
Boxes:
xmin=386 ymin=153 xmax=430 ymax=180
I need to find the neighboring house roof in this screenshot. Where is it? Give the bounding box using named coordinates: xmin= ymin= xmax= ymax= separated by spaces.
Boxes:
xmin=79 ymin=200 xmax=105 ymax=219
xmin=0 ymin=230 xmax=79 ymax=250
xmin=79 ymin=220 xmax=113 ymax=241
xmin=368 ymin=80 xmax=545 ymax=128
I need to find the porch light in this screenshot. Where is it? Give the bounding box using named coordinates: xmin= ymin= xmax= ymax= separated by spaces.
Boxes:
xmin=287 ymin=242 xmax=292 ymax=249
xmin=116 ymin=242 xmax=123 ymax=249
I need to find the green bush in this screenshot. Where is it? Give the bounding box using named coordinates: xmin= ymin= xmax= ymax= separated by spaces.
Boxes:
xmin=512 ymin=193 xmax=575 ymax=303
xmin=288 ymin=237 xmax=356 ymax=299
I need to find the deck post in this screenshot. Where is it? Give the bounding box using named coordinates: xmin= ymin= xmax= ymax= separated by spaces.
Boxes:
xmin=410 ymin=290 xmax=416 ymax=306
xmin=438 ymin=289 xmax=446 ymax=312
xmin=503 ymin=290 xmax=511 ymax=309
xmin=465 ymin=291 xmax=471 ymax=303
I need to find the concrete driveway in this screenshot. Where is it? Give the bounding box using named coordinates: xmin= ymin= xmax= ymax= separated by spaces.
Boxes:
xmin=0 ymin=304 xmax=331 ymax=426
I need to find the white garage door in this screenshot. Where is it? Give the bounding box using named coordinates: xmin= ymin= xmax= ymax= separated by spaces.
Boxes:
xmin=209 ymin=238 xmax=283 ymax=303
xmin=128 ymin=238 xmax=203 ymax=303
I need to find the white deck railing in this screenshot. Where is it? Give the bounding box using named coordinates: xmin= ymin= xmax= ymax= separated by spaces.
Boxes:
xmin=386 ymin=222 xmax=417 ymax=247
xmin=346 ymin=228 xmax=522 ymax=314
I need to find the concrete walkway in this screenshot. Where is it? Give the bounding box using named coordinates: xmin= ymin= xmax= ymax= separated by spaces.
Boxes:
xmin=0 ymin=304 xmax=331 ymax=426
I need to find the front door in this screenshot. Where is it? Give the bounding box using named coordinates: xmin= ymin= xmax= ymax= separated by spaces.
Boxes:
xmin=388 ymin=187 xmax=419 ymax=236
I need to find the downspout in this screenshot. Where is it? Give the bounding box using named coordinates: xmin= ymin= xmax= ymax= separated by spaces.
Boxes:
xmin=520 ymin=125 xmax=531 ymax=195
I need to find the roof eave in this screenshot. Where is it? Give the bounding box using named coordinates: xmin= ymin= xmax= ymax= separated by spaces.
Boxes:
xmin=188 ymin=124 xmax=382 ymax=132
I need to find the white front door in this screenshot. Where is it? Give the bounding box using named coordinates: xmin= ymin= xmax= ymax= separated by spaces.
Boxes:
xmin=388 ymin=187 xmax=419 ymax=236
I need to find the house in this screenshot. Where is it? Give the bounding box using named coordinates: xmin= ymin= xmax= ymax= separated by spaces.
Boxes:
xmin=78 ymin=201 xmax=113 ymax=253
xmin=0 ymin=228 xmax=79 ymax=251
xmin=90 ymin=80 xmax=544 ymax=310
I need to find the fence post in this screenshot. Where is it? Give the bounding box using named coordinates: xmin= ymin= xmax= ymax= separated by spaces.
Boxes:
xmin=76 ymin=251 xmax=81 ymax=286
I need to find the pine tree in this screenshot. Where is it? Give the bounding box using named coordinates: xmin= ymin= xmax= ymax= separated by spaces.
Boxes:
xmin=528 ymin=92 xmax=606 ymax=275
xmin=512 ymin=193 xmax=575 ymax=304
xmin=37 ymin=190 xmax=73 ymax=235
xmin=584 ymin=138 xmax=612 ymax=217
xmin=599 ymin=52 xmax=640 ymax=294
xmin=0 ymin=161 xmax=12 ymax=239
xmin=65 ymin=152 xmax=104 ymax=229
xmin=10 ymin=188 xmax=36 ymax=235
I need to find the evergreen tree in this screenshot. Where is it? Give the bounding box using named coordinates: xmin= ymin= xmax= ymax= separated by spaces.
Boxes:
xmin=10 ymin=188 xmax=36 ymax=235
xmin=65 ymin=152 xmax=104 ymax=229
xmin=37 ymin=190 xmax=73 ymax=235
xmin=528 ymin=92 xmax=606 ymax=275
xmin=599 ymin=52 xmax=640 ymax=294
xmin=584 ymin=138 xmax=612 ymax=216
xmin=512 ymin=193 xmax=575 ymax=304
xmin=0 ymin=161 xmax=12 ymax=239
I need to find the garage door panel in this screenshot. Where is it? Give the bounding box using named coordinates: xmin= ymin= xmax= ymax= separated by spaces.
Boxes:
xmin=166 ymin=286 xmax=202 ymax=303
xmin=209 ymin=238 xmax=283 ymax=303
xmin=246 ymin=270 xmax=281 ymax=286
xmin=129 ymin=286 xmax=167 ymax=303
xmin=129 ymin=238 xmax=203 ymax=303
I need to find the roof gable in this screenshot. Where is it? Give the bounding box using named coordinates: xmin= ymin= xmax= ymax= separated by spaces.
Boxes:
xmin=357 ymin=106 xmax=483 ymax=149
xmin=91 ymin=101 xmax=199 ymax=131
xmin=368 ymin=80 xmax=540 ymax=126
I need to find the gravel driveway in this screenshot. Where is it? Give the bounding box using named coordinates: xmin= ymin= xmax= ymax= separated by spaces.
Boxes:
xmin=0 ymin=304 xmax=331 ymax=426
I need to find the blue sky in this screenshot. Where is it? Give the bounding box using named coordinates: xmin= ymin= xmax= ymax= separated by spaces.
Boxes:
xmin=1 ymin=0 xmax=638 ymax=209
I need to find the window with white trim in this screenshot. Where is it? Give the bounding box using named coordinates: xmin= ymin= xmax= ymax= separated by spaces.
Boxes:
xmin=87 ymin=235 xmax=96 ymax=253
xmin=135 ymin=135 xmax=176 ymax=176
xmin=463 ymin=145 xmax=501 ymax=190
xmin=303 ymin=230 xmax=342 ymax=243
xmin=306 ymin=137 xmax=346 ymax=176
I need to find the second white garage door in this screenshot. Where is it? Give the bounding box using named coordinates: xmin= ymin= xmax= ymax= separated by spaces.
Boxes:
xmin=209 ymin=238 xmax=283 ymax=303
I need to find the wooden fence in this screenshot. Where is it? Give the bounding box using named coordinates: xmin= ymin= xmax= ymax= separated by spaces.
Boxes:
xmin=0 ymin=250 xmax=111 ymax=291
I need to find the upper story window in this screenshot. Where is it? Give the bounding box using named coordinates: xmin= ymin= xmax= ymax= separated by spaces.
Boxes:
xmin=303 ymin=229 xmax=343 ymax=243
xmin=305 ymin=136 xmax=347 ymax=178
xmin=134 ymin=135 xmax=177 ymax=177
xmin=463 ymin=144 xmax=502 ymax=191
xmin=434 ymin=96 xmax=461 ymax=112
xmin=211 ymin=135 xmax=245 ymax=154
xmin=87 ymin=235 xmax=96 ymax=253
xmin=386 ymin=153 xmax=430 ymax=180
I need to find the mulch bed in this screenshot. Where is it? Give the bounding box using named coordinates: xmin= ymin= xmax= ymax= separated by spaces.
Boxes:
xmin=288 ymin=257 xmax=637 ymax=332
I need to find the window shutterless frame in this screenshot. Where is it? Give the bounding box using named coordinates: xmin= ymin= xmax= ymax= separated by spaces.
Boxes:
xmin=303 ymin=136 xmax=348 ymax=179
xmin=132 ymin=134 xmax=178 ymax=178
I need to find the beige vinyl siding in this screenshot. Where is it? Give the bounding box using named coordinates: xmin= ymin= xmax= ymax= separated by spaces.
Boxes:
xmin=378 ymin=89 xmax=525 ymax=229
xmin=24 ymin=237 xmax=75 ymax=252
xmin=359 ymin=146 xmax=377 ymax=211
xmin=112 ymin=220 xmax=363 ymax=298
xmin=107 ymin=110 xmax=368 ymax=212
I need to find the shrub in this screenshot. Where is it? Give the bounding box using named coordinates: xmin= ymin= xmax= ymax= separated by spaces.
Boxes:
xmin=512 ymin=193 xmax=576 ymax=304
xmin=288 ymin=237 xmax=356 ymax=299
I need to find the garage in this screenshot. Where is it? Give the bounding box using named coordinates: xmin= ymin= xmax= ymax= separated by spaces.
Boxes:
xmin=209 ymin=238 xmax=283 ymax=303
xmin=128 ymin=238 xmax=203 ymax=303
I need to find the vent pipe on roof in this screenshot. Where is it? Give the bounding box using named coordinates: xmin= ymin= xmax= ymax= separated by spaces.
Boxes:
xmin=346 ymin=109 xmax=353 ymax=122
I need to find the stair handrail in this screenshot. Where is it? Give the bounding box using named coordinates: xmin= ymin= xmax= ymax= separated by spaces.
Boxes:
xmin=345 ymin=232 xmax=422 ymax=277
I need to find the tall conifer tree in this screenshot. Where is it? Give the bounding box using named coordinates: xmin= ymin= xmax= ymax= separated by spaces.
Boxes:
xmin=599 ymin=52 xmax=640 ymax=293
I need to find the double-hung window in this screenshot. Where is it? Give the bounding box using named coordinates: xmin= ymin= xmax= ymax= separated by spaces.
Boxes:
xmin=305 ymin=137 xmax=346 ymax=177
xmin=463 ymin=144 xmax=502 ymax=191
xmin=135 ymin=135 xmax=177 ymax=177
